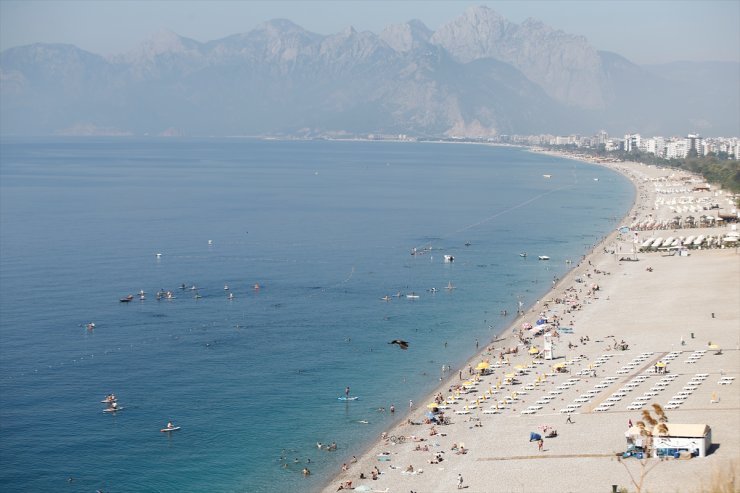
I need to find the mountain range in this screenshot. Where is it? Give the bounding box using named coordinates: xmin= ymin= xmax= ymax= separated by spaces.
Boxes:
xmin=1 ymin=6 xmax=738 ymax=137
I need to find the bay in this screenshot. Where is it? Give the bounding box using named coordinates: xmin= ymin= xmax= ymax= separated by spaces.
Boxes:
xmin=0 ymin=138 xmax=633 ymax=492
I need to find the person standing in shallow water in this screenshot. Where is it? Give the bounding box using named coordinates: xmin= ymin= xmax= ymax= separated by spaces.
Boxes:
xmin=390 ymin=404 xmax=395 ymax=413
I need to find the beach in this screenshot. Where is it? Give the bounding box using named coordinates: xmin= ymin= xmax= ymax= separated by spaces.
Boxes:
xmin=321 ymin=157 xmax=740 ymax=493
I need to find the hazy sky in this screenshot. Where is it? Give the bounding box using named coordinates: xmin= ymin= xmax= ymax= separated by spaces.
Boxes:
xmin=1 ymin=1 xmax=738 ymax=65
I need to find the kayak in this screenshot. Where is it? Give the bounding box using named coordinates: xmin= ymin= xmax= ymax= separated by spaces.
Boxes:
xmin=160 ymin=427 xmax=181 ymax=432
xmin=103 ymin=407 xmax=123 ymax=412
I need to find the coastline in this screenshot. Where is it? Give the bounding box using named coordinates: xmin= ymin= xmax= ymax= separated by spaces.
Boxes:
xmin=319 ymin=153 xmax=739 ymax=493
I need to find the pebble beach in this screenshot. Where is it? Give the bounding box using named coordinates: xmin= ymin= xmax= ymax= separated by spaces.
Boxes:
xmin=321 ymin=156 xmax=740 ymax=493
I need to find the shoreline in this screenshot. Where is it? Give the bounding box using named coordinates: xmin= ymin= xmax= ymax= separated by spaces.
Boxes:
xmin=319 ymin=152 xmax=739 ymax=493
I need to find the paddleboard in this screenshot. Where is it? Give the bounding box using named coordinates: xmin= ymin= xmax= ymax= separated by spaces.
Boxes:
xmin=103 ymin=407 xmax=123 ymax=412
xmin=338 ymin=396 xmax=359 ymax=401
xmin=160 ymin=427 xmax=181 ymax=432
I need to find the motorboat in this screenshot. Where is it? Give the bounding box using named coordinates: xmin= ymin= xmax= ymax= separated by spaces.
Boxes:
xmin=120 ymin=295 xmax=134 ymax=302
xmin=406 ymin=292 xmax=420 ymax=300
xmin=444 ymin=255 xmax=454 ymax=263
xmin=538 ymin=256 xmax=550 ymax=260
xmin=519 ymin=252 xmax=527 ymax=257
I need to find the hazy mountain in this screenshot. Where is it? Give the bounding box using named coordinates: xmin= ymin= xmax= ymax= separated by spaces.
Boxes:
xmin=1 ymin=6 xmax=737 ymax=137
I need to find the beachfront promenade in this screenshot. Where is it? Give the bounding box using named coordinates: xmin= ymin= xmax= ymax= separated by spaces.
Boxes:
xmin=321 ymin=159 xmax=739 ymax=493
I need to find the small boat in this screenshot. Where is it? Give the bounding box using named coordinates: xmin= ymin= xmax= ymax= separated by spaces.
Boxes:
xmin=443 ymin=255 xmax=454 ymax=263
xmin=406 ymin=292 xmax=420 ymax=300
xmin=224 ymin=284 xmax=229 ymax=291
xmin=543 ymin=174 xmax=552 ymax=178
xmin=381 ymin=295 xmax=391 ymax=302
xmin=87 ymin=322 xmax=96 ymax=330
xmin=428 ymin=287 xmax=438 ymax=293
xmin=538 ymin=256 xmax=550 ymax=261
xmin=160 ymin=426 xmax=181 ymax=433
xmin=228 ymin=293 xmax=235 ymax=300
xmin=519 ymin=252 xmax=527 ymax=257
xmin=445 ymin=281 xmax=455 ymax=290
xmin=155 ymin=253 xmax=162 ymax=258
xmin=120 ymin=295 xmax=134 ymax=302
xmin=465 ymin=241 xmax=471 ymax=247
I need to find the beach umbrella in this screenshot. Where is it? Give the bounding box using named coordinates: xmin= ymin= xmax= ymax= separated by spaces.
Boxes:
xmin=708 ymin=344 xmax=720 ymax=350
xmin=552 ymin=363 xmax=565 ymax=369
xmin=514 ymin=364 xmax=527 ymax=370
xmin=427 ymin=402 xmax=439 ymax=409
xmin=656 ymin=362 xmax=666 ymax=368
xmin=476 ymin=361 xmax=490 ymax=370
xmin=505 ymin=372 xmax=516 ymax=379
xmin=529 ymin=347 xmax=540 ymax=354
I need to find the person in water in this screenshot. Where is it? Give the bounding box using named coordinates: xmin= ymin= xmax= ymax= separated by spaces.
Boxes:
xmin=167 ymin=421 xmax=174 ymax=429
xmin=345 ymin=386 xmax=350 ymax=397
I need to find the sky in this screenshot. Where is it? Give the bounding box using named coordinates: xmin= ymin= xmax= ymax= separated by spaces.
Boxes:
xmin=1 ymin=0 xmax=738 ymax=65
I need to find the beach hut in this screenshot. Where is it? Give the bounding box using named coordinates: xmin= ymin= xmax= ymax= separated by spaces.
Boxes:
xmin=651 ymin=424 xmax=712 ymax=458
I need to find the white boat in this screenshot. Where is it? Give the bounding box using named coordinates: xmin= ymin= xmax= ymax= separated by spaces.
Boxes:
xmin=538 ymin=256 xmax=550 ymax=261
xmin=445 ymin=281 xmax=455 ymax=290
xmin=443 ymin=255 xmax=454 ymax=263
xmin=406 ymin=292 xmax=420 ymax=299
xmin=519 ymin=252 xmax=527 ymax=257
xmin=543 ymin=174 xmax=552 ymax=178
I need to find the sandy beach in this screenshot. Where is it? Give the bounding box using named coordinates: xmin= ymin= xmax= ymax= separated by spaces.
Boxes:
xmin=321 ymin=156 xmax=740 ymax=493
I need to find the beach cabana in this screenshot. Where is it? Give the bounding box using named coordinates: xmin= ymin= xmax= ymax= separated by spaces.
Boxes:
xmin=652 ymin=424 xmax=712 ymax=458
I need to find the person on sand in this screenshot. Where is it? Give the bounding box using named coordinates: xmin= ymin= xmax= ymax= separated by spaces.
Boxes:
xmin=457 ymin=473 xmax=464 ymax=489
xmin=538 ymin=438 xmax=544 ymax=451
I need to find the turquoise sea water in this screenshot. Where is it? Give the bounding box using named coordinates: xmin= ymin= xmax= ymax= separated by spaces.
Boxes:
xmin=0 ymin=139 xmax=633 ymax=492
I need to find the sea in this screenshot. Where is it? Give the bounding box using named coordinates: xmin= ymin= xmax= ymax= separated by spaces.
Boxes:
xmin=0 ymin=138 xmax=633 ymax=492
